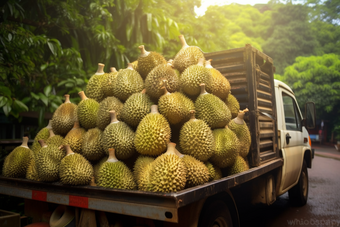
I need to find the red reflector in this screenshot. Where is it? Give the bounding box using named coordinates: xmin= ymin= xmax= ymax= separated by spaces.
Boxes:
xmin=69 ymin=195 xmax=88 ymax=208
xmin=32 ymin=190 xmax=47 ymax=201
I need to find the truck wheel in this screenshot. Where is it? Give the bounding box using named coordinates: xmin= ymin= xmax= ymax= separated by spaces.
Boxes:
xmin=198 ymin=200 xmax=233 ymax=227
xmin=288 ymin=160 xmax=308 ymax=206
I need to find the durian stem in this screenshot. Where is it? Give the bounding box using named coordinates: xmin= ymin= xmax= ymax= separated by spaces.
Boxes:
xmin=199 ymin=83 xmax=208 ymax=95
xmin=167 ymin=59 xmax=174 ymax=67
xmin=127 ymin=63 xmax=134 ymax=70
xmin=21 ymin=137 xmax=29 ymax=148
xmin=64 ymin=144 xmax=74 ymax=155
xmin=78 ymin=91 xmax=88 ymax=100
xmin=96 ymin=63 xmax=105 ymax=74
xmin=189 ymin=110 xmax=196 ymax=120
xmin=110 ymin=67 xmax=117 ymax=73
xmin=178 ymin=35 xmax=189 ymax=49
xmin=73 ymin=121 xmax=80 ymax=129
xmin=107 ymin=148 xmax=118 ymax=163
xmin=38 ymin=140 xmax=47 ymax=148
xmin=141 ymin=89 xmax=146 ymax=94
xmin=48 ymin=129 xmax=55 ymax=138
xmin=234 ymin=108 xmax=249 ymax=125
xmin=161 ymin=86 xmax=170 ymax=95
xmin=166 ymin=142 xmax=178 ymax=156
xmin=205 ymin=59 xmax=213 ymax=69
xmin=138 ymin=45 xmax=150 ymax=57
xmin=109 ymin=110 xmax=119 ymax=123
xmin=46 ymin=120 xmax=53 ymax=129
xmin=150 ymin=105 xmax=159 ymax=114
xmin=64 ymin=94 xmax=71 ymax=103
xmin=197 ymin=58 xmax=205 ymax=66
xmin=90 ymin=176 xmax=97 ymax=186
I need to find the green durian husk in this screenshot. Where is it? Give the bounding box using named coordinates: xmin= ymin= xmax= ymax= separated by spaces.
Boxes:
xmin=2 ymin=146 xmax=33 ymax=178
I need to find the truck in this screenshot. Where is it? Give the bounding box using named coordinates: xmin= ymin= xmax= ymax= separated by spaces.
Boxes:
xmin=0 ymin=44 xmax=316 ymax=227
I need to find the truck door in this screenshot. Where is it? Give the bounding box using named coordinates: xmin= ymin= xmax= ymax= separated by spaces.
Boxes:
xmin=279 ymin=89 xmax=304 ymax=192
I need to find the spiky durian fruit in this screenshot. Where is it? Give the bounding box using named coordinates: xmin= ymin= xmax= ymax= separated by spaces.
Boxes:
xmin=26 ymin=153 xmax=40 ymax=181
xmin=120 ymin=89 xmax=153 ymax=128
xmin=2 ymin=137 xmax=33 ymax=178
xmin=210 ymin=126 xmax=240 ymax=168
xmin=36 ymin=140 xmax=65 ymax=182
xmin=133 ymin=155 xmax=154 ymax=182
xmin=137 ymin=45 xmax=166 ymax=79
xmin=93 ymin=156 xmax=108 ymax=183
xmin=134 ymin=105 xmax=171 ymax=156
xmin=228 ymin=109 xmax=251 ymax=158
xmin=179 ymin=110 xmax=214 ymax=162
xmin=97 ymin=148 xmax=136 ymax=190
xmin=59 ymin=145 xmax=94 ymax=185
xmin=225 ymin=156 xmax=249 ymax=176
xmin=96 ymin=96 xmax=124 ymax=131
xmin=51 ymin=94 xmax=78 ymax=136
xmin=180 ymin=58 xmax=212 ymax=97
xmin=145 ymin=60 xmax=180 ymax=101
xmin=62 ymin=121 xmax=86 ymax=154
xmin=137 ymin=161 xmax=153 ymax=191
xmin=195 ymin=84 xmax=232 ymax=129
xmin=147 ymin=143 xmax=187 ymax=192
xmin=102 ymin=111 xmax=136 ymax=160
xmin=174 ymin=149 xmax=210 ymax=188
xmin=45 ymin=129 xmax=64 ymax=147
xmin=102 ymin=67 xmax=119 ymax=98
xmin=205 ymin=162 xmax=222 ymax=181
xmin=77 ymin=91 xmax=99 ymax=130
xmin=82 ymin=127 xmax=105 ymax=162
xmin=131 ymin=60 xmax=138 ymax=71
xmin=113 ymin=64 xmax=144 ymax=102
xmin=205 ymin=59 xmax=231 ymax=100
xmin=158 ymin=82 xmax=195 ymax=125
xmin=225 ymin=92 xmax=240 ymax=119
xmin=31 ymin=120 xmax=52 ymax=154
xmin=85 ymin=63 xmax=106 ymax=102
xmin=173 ymin=35 xmax=205 ymax=73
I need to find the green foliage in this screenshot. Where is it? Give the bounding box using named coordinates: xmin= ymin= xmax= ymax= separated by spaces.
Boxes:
xmin=281 ymin=54 xmax=340 ymax=129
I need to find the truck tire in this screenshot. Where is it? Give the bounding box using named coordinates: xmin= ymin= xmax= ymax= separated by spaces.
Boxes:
xmin=198 ymin=200 xmax=233 ymax=227
xmin=288 ymin=160 xmax=308 ymax=206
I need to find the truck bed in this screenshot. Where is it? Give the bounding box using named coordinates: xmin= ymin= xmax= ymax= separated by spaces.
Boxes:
xmin=0 ymin=158 xmax=282 ymax=223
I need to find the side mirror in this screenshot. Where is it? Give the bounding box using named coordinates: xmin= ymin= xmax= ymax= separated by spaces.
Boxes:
xmin=303 ymin=102 xmax=316 ymax=129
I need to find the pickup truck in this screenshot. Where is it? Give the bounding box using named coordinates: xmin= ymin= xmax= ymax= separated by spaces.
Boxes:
xmin=0 ymin=44 xmax=316 ymax=227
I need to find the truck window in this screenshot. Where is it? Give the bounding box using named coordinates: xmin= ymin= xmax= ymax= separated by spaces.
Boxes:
xmin=282 ymin=93 xmax=301 ymax=131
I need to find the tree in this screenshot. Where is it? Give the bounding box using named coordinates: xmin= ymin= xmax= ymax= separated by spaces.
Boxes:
xmin=262 ymin=4 xmax=319 ymax=74
xmin=278 ymin=54 xmax=340 ymax=132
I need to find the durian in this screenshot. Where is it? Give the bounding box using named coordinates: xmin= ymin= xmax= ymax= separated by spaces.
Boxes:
xmin=195 ymin=83 xmax=231 ymax=129
xmin=137 ymin=161 xmax=153 ymax=191
xmin=82 ymin=127 xmax=105 ymax=162
xmin=179 ymin=110 xmax=214 ymax=162
xmin=26 ymin=153 xmax=40 ymax=181
xmin=62 ymin=121 xmax=86 ymax=154
xmin=147 ymin=142 xmax=187 ymax=192
xmin=113 ymin=63 xmax=144 ymax=102
xmin=51 ymin=94 xmax=78 ymax=136
xmin=133 ymin=155 xmax=154 ymax=182
xmin=2 ymin=137 xmax=33 ymax=178
xmin=120 ymin=89 xmax=153 ymax=128
xmin=97 ymin=148 xmax=136 ymax=190
xmin=59 ymin=145 xmax=94 ymax=185
xmin=210 ymin=126 xmax=240 ymax=168
xmin=93 ymin=156 xmax=108 ymax=183
xmin=205 ymin=162 xmax=222 ymax=181
xmin=158 ymin=82 xmax=195 ymax=125
xmin=145 ymin=60 xmax=180 ymax=101
xmin=31 ymin=120 xmax=52 ymax=154
xmin=225 ymin=92 xmax=240 ymax=119
xmin=36 ymin=140 xmax=65 ymax=182
xmin=137 ymin=45 xmax=166 ymax=80
xmin=173 ymin=35 xmax=205 ymax=73
xmin=85 ymin=63 xmax=106 ymax=102
xmin=102 ymin=110 xmax=136 ymax=160
xmin=45 ymin=129 xmax=64 ymax=147
xmin=174 ymin=149 xmax=210 ymax=188
xmin=134 ymin=105 xmax=171 ymax=156
xmin=77 ymin=91 xmax=99 ymax=130
xmin=180 ymin=58 xmax=212 ymax=97
xmin=225 ymin=156 xmax=249 ymax=176
xmin=205 ymin=59 xmax=231 ymax=100
xmin=102 ymin=67 xmax=118 ymax=98
xmin=96 ymin=96 xmax=124 ymax=131
xmin=228 ymin=109 xmax=251 ymax=158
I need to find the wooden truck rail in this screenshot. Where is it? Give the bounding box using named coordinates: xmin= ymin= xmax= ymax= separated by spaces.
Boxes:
xmin=0 ymin=158 xmax=282 ymax=223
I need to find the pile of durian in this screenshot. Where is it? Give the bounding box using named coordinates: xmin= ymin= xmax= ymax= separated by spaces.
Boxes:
xmin=2 ymin=35 xmax=251 ymax=193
